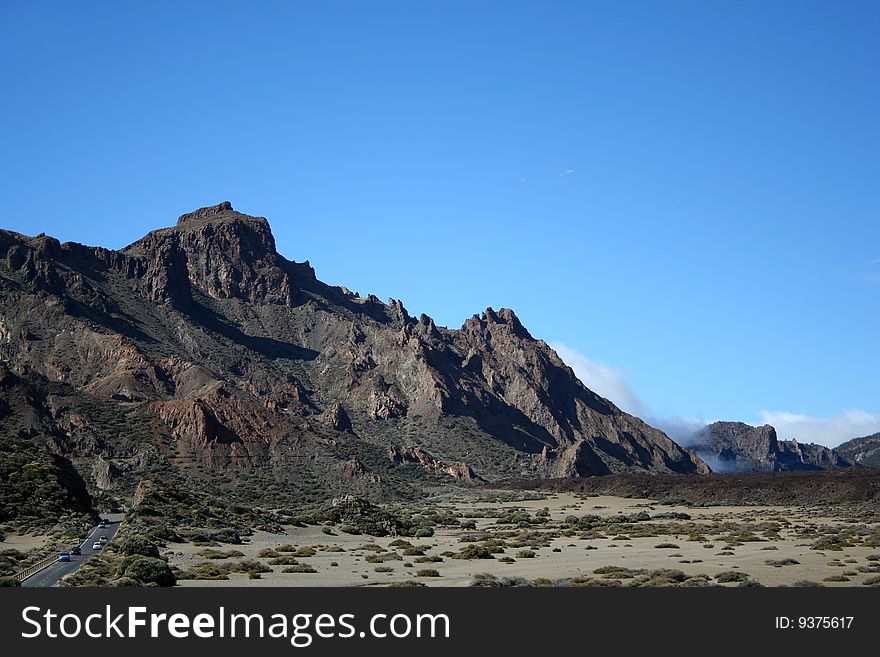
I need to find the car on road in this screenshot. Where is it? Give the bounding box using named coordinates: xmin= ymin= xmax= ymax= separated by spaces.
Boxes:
xmin=58 ymin=552 xmax=71 ymax=562
xmin=92 ymin=542 xmax=102 ymax=550
xmin=99 ymin=535 xmax=109 ymax=544
xmin=98 ymin=520 xmax=106 ymax=528
xmin=72 ymin=546 xmax=81 ymax=555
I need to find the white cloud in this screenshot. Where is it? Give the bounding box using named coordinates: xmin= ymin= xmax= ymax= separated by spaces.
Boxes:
xmin=561 ymin=169 xmax=576 ymax=176
xmin=650 ymin=416 xmax=710 ymax=447
xmin=757 ymin=409 xmax=880 ymax=447
xmin=551 ymin=342 xmax=644 ymax=416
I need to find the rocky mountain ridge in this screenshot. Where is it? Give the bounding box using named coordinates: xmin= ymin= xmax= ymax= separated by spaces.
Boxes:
xmin=0 ymin=202 xmax=708 ymax=510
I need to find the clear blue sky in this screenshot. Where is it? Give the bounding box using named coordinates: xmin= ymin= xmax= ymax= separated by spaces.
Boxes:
xmin=2 ymin=1 xmax=878 ymax=444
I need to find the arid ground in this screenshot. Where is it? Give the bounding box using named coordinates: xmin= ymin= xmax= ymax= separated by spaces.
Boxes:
xmin=163 ymin=491 xmax=880 ymax=587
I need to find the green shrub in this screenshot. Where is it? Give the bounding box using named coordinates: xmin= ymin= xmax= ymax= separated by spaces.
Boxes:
xmin=120 ymin=556 xmax=176 ymax=587
xmin=119 ymin=536 xmax=160 ymax=559
xmin=113 ymin=577 xmax=140 ymax=587
xmin=452 ymin=545 xmax=494 ymax=560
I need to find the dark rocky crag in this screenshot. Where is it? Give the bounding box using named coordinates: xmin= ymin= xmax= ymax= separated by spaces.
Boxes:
xmin=0 ymin=202 xmax=708 ymax=511
xmin=693 ymin=421 xmax=849 ymax=472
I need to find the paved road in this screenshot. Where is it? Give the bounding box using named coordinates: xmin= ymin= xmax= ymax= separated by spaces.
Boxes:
xmin=22 ymin=513 xmax=125 ymax=587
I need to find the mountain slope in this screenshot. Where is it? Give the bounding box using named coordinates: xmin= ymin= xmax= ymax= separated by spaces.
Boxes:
xmin=0 ymin=202 xmax=708 ymax=507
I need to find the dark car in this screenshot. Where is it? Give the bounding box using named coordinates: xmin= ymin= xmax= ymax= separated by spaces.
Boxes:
xmin=98 ymin=520 xmax=106 ymax=528
xmin=71 ymin=546 xmax=81 ymax=555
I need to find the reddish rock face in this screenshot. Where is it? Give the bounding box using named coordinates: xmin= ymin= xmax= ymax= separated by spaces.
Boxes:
xmin=0 ymin=202 xmax=709 ymax=503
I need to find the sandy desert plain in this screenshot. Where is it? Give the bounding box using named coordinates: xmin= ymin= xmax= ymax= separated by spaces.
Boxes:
xmin=162 ymin=490 xmax=880 ymax=588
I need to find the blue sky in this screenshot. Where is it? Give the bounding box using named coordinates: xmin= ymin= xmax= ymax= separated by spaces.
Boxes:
xmin=2 ymin=1 xmax=878 ymax=445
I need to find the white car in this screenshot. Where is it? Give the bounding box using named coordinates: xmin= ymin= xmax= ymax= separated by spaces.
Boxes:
xmin=92 ymin=541 xmax=102 ymax=550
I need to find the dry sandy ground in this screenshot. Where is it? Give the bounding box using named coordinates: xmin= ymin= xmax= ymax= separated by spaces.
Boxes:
xmin=171 ymin=492 xmax=880 ymax=587
xmin=1 ymin=533 xmax=51 ymax=553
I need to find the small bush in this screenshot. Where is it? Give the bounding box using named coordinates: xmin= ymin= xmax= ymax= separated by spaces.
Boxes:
xmin=196 ymin=549 xmax=244 ymax=560
xmin=453 ymin=545 xmax=494 ymax=560
xmin=766 ymin=559 xmax=800 ymax=568
xmin=268 ymin=556 xmax=301 ymax=566
xmin=282 ymin=564 xmax=317 ymax=574
xmin=414 ymin=555 xmax=442 ymax=563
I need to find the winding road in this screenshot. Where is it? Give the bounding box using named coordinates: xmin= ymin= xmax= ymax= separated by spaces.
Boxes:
xmin=22 ymin=513 xmax=125 ymax=587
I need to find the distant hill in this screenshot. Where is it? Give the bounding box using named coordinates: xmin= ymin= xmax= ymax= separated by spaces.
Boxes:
xmin=836 ymin=433 xmax=880 ymax=468
xmin=691 ymin=421 xmax=849 ymax=472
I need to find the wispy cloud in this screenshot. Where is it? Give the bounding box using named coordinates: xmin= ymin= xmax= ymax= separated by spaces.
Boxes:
xmin=551 ymin=342 xmax=643 ymax=416
xmin=858 ymin=258 xmax=880 ymax=283
xmin=551 ymin=342 xmax=713 ymax=446
xmin=757 ymin=409 xmax=880 ymax=447
xmin=561 ymin=169 xmax=576 ymax=176
xmin=550 ymin=344 xmax=880 ymax=451
xmin=650 ymin=416 xmax=711 ymax=447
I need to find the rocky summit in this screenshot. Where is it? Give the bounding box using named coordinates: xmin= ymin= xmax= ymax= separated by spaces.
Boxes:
xmin=0 ymin=202 xmax=708 ymax=512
